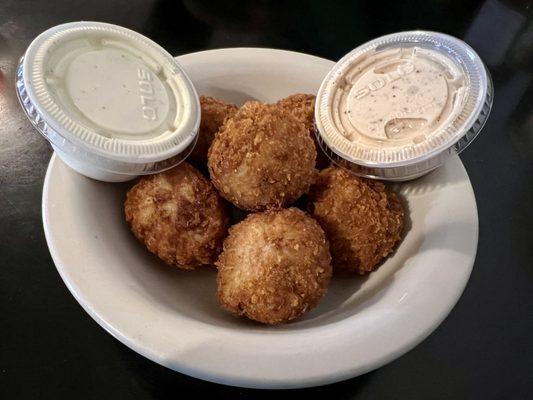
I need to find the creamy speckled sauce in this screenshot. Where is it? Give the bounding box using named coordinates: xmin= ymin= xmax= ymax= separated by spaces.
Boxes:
xmin=331 ymin=47 xmax=467 ymax=148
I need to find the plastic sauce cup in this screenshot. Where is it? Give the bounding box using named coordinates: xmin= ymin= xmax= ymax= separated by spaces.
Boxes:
xmin=16 ymin=21 xmax=200 ymax=182
xmin=315 ymin=31 xmax=493 ymax=181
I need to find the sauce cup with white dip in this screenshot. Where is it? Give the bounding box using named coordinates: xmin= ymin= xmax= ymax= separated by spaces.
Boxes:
xmin=17 ymin=21 xmax=200 ymax=182
xmin=315 ymin=31 xmax=493 ymax=181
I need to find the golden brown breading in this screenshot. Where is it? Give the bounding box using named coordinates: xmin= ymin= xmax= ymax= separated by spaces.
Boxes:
xmin=276 ymin=93 xmax=330 ymax=169
xmin=216 ymin=208 xmax=332 ymax=325
xmin=276 ymin=94 xmax=316 ymax=133
xmin=307 ymin=166 xmax=405 ymax=274
xmin=189 ymin=96 xmax=238 ymax=167
xmin=208 ymin=101 xmax=316 ymax=211
xmin=125 ymin=162 xmax=230 ymax=270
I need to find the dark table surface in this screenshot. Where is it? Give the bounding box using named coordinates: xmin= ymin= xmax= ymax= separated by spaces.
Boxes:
xmin=1 ymin=0 xmax=532 ymax=398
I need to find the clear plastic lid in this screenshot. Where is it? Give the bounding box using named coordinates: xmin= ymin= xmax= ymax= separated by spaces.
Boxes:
xmin=16 ymin=21 xmax=200 ymax=176
xmin=315 ymin=31 xmax=493 ymax=181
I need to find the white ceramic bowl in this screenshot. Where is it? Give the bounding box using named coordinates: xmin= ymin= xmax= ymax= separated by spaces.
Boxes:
xmin=42 ymin=48 xmax=478 ymax=389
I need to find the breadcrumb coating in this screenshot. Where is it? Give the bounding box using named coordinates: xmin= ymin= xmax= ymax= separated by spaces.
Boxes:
xmin=125 ymin=162 xmax=230 ymax=269
xmin=208 ymin=101 xmax=316 ymax=211
xmin=276 ymin=93 xmax=330 ymax=169
xmin=308 ymin=166 xmax=405 ymax=274
xmin=189 ymin=96 xmax=238 ymax=167
xmin=216 ymin=208 xmax=332 ymax=324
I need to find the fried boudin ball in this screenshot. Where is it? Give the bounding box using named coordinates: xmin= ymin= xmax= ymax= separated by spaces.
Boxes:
xmin=216 ymin=208 xmax=332 ymax=325
xmin=276 ymin=93 xmax=330 ymax=169
xmin=307 ymin=166 xmax=404 ymax=274
xmin=189 ymin=96 xmax=238 ymax=166
xmin=125 ymin=162 xmax=229 ymax=270
xmin=276 ymin=94 xmax=316 ymax=133
xmin=208 ymin=101 xmax=316 ymax=211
